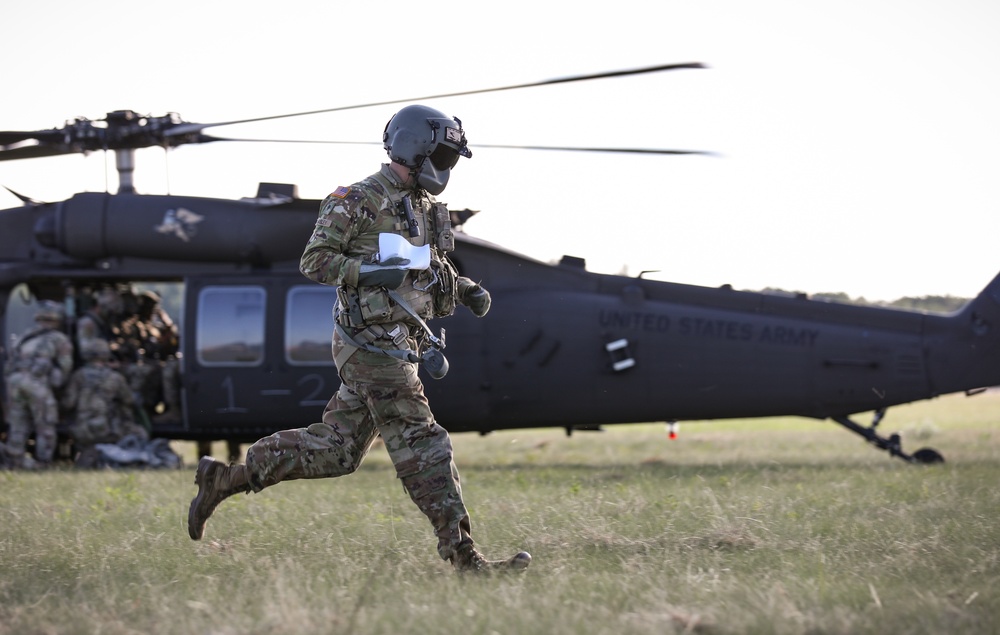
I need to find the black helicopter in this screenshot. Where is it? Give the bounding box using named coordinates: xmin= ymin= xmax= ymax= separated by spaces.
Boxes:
xmin=2 ymin=63 xmax=998 ymax=465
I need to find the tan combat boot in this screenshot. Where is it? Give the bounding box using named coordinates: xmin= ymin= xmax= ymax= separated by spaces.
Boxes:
xmin=451 ymin=542 xmax=532 ymax=573
xmin=188 ymin=456 xmax=251 ymax=540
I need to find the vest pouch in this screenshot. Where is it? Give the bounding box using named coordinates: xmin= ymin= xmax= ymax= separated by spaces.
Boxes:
xmin=390 ymin=283 xmax=435 ymax=322
xmin=432 ymin=203 xmax=455 ymax=252
xmin=336 ymin=286 xmax=365 ymax=327
xmin=431 ymin=256 xmax=459 ymax=318
xmin=357 ymin=287 xmax=394 ymax=324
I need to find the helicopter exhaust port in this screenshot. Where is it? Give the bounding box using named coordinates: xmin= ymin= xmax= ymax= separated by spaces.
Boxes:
xmin=605 ymin=338 xmax=635 ymax=372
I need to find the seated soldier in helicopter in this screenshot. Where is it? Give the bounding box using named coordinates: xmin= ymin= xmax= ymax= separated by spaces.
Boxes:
xmin=62 ymin=338 xmax=148 ymax=467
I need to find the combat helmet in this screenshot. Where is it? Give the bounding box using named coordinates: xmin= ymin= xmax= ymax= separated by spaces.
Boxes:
xmin=34 ymin=300 xmax=65 ymax=323
xmin=383 ymin=105 xmax=471 ymax=195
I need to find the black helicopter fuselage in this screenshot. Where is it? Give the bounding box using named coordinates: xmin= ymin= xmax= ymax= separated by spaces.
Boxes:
xmin=2 ymin=190 xmax=999 ymax=449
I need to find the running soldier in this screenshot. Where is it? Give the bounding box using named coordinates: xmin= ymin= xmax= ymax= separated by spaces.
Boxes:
xmin=188 ymin=105 xmax=530 ymax=573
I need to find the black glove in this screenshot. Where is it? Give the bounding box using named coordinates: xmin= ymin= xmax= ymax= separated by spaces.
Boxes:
xmin=458 ymin=277 xmax=491 ymax=317
xmin=357 ymin=257 xmax=409 ymax=289
xmin=466 ymin=286 xmax=491 ymax=317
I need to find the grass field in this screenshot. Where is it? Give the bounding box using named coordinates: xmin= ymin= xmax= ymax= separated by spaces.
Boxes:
xmin=2 ymin=391 xmax=1000 ymax=634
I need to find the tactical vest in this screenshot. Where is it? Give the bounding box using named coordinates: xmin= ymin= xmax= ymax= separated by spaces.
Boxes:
xmin=337 ymin=172 xmax=459 ymax=329
xmin=8 ymin=328 xmax=57 ymax=378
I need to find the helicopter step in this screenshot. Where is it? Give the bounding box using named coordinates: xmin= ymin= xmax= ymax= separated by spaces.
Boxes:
xmin=831 ymin=409 xmax=944 ymax=464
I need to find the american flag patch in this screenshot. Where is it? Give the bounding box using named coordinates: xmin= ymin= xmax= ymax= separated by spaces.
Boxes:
xmin=331 ymin=186 xmax=350 ymax=198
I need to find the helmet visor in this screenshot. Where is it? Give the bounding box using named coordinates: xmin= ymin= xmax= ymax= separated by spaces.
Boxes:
xmin=429 ymin=143 xmax=461 ymax=171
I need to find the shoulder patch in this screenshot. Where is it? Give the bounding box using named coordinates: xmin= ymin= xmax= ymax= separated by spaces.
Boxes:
xmin=331 ymin=186 xmax=351 ymax=199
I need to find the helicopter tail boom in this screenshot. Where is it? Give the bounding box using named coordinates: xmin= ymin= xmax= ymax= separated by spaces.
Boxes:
xmin=924 ymin=270 xmax=1000 ymax=396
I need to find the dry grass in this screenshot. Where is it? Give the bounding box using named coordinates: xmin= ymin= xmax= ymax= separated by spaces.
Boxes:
xmin=2 ymin=391 xmax=1000 ymax=634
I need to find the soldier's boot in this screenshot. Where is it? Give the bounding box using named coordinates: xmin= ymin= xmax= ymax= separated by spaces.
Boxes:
xmin=450 ymin=542 xmax=532 ymax=573
xmin=188 ymin=456 xmax=251 ymax=540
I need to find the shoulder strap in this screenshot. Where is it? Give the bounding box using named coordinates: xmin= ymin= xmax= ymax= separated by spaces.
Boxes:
xmin=14 ymin=327 xmax=52 ymax=355
xmin=387 ymin=289 xmax=445 ymax=350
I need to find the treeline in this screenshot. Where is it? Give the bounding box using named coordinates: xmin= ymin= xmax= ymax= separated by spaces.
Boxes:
xmin=758 ymin=288 xmax=969 ymax=314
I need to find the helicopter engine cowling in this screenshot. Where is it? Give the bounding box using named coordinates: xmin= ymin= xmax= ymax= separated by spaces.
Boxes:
xmin=40 ymin=192 xmax=318 ymax=265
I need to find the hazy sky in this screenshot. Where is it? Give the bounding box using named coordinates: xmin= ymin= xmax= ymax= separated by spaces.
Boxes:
xmin=3 ymin=0 xmax=999 ymax=301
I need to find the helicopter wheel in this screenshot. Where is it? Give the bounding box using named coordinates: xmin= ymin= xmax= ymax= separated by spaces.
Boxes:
xmin=912 ymin=448 xmax=945 ymax=464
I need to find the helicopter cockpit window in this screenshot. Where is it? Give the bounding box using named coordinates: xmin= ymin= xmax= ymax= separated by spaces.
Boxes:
xmin=286 ymin=286 xmax=338 ymax=365
xmin=196 ymin=286 xmax=266 ymax=366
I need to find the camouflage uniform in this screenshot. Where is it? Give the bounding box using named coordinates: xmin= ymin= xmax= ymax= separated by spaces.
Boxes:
xmin=242 ymin=163 xmax=486 ymax=562
xmin=116 ymin=293 xmax=161 ymax=421
xmin=75 ymin=287 xmax=123 ymax=361
xmin=131 ymin=291 xmax=183 ymax=421
xmin=191 ymin=110 xmax=527 ymax=571
xmin=62 ymin=340 xmax=148 ymax=452
xmin=4 ymin=308 xmax=74 ymax=467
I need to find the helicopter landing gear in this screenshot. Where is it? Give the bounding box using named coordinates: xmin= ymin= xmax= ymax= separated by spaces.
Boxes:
xmin=831 ymin=409 xmax=944 ymax=464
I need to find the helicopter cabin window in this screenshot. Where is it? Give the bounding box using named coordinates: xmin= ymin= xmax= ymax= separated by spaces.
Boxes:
xmin=196 ymin=287 xmax=266 ymax=366
xmin=286 ymin=285 xmax=338 ymax=365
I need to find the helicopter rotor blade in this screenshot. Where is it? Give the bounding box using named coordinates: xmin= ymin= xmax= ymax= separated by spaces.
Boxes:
xmin=206 ymin=136 xmax=715 ymax=156
xmin=0 ymin=113 xmax=221 ymax=162
xmin=0 ymin=62 xmax=708 ymax=160
xmin=0 ymin=128 xmax=78 ymax=162
xmin=0 ymin=142 xmax=81 ymax=162
xmin=3 ymin=186 xmax=43 ymax=205
xmin=0 ymin=130 xmax=65 ymax=145
xmin=469 ymin=143 xmax=715 ymax=156
xmin=165 ymin=62 xmax=707 ymax=137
